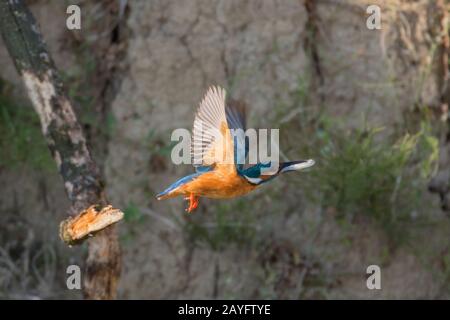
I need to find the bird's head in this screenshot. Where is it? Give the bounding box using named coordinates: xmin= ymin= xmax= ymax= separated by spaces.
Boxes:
xmin=240 ymin=159 xmax=315 ymax=185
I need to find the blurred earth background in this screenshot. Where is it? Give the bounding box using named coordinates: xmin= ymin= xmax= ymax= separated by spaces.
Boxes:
xmin=1 ymin=0 xmax=450 ymax=299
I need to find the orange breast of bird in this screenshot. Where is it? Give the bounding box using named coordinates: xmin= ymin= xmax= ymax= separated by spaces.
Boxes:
xmin=178 ymin=165 xmax=257 ymax=199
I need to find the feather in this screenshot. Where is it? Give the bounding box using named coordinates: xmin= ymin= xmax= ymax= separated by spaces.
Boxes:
xmin=191 ymin=86 xmax=231 ymax=167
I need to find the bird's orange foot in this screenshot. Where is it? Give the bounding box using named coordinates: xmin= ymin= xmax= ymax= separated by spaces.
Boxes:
xmin=185 ymin=193 xmax=199 ymax=213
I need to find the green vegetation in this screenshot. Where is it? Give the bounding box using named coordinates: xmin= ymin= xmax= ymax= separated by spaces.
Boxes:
xmin=61 ymin=41 xmax=117 ymax=142
xmin=123 ymin=201 xmax=146 ymax=223
xmin=120 ymin=202 xmax=148 ymax=245
xmin=289 ymin=116 xmax=439 ymax=243
xmin=0 ymin=81 xmax=53 ymax=171
xmin=146 ymin=129 xmax=178 ymax=158
xmin=0 ymin=38 xmax=106 ymax=171
xmin=60 ymin=43 xmax=96 ymax=108
xmin=182 ymin=198 xmax=257 ymax=251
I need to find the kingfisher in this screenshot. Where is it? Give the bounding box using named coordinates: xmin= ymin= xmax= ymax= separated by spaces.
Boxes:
xmin=156 ymin=86 xmax=315 ymax=212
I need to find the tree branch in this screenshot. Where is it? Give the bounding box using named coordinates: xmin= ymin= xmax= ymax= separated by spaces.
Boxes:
xmin=0 ymin=0 xmax=123 ymax=299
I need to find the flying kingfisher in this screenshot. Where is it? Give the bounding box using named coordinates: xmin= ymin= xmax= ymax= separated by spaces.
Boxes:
xmin=156 ymin=86 xmax=315 ymax=212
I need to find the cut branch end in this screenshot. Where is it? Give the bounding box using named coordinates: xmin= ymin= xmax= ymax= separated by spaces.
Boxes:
xmin=60 ymin=205 xmax=124 ymax=246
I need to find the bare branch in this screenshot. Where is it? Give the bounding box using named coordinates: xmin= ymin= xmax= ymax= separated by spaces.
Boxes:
xmin=0 ymin=0 xmax=122 ymax=299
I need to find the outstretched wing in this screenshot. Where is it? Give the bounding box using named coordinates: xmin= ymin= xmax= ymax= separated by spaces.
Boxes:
xmin=191 ymin=86 xmax=235 ymax=170
xmin=226 ymin=99 xmax=248 ymax=173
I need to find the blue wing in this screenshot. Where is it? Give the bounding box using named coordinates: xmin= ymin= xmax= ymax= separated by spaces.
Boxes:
xmin=156 ymin=171 xmax=206 ymax=199
xmin=226 ymin=99 xmax=248 ymax=174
